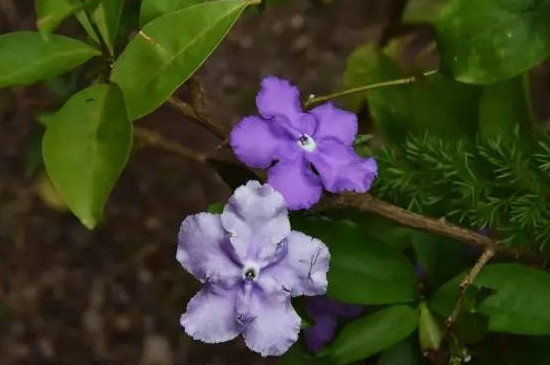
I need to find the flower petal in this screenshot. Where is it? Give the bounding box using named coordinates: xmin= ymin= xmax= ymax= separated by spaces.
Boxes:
xmin=221 ymin=181 xmax=290 ymax=265
xmin=310 ymin=102 xmax=358 ymax=145
xmin=267 ymin=160 xmax=323 ymax=210
xmin=304 ymin=315 xmax=338 ymax=353
xmin=180 ymin=284 xmax=240 ymax=343
xmin=307 ymin=140 xmax=378 ymax=193
xmin=256 ymin=76 xmax=302 ymax=121
xmin=256 ymin=76 xmax=316 ymax=137
xmin=177 ymin=213 xmax=241 ymax=283
xmin=230 ymin=116 xmax=282 ymax=168
xmin=242 ymin=289 xmax=301 ymax=357
xmin=263 ymin=231 xmax=330 ymax=297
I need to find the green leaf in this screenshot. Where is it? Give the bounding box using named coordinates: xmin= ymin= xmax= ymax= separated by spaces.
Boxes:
xmin=0 ymin=32 xmax=100 ymax=89
xmin=77 ymin=0 xmax=124 ymax=53
xmin=207 ymin=202 xmax=224 ymax=214
xmin=431 ymin=264 xmax=550 ymax=335
xmin=36 ymin=0 xmax=99 ymax=34
xmin=292 ymin=218 xmax=418 ymax=305
xmin=43 ymin=84 xmax=132 ymax=229
xmin=343 ymin=43 xmax=481 ymax=143
xmin=479 ymin=76 xmax=531 ymax=146
xmin=140 ymin=0 xmax=203 ymax=26
xmin=435 ymin=0 xmax=550 ymax=84
xmin=111 ymin=0 xmax=253 ymax=120
xmin=322 ymin=306 xmax=419 ymax=364
xmin=418 ymin=303 xmax=442 ymax=351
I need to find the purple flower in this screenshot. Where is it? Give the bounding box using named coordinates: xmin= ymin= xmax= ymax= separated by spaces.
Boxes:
xmin=304 ymin=296 xmax=363 ymax=353
xmin=230 ymin=76 xmax=378 ymax=210
xmin=177 ymin=181 xmax=330 ymax=356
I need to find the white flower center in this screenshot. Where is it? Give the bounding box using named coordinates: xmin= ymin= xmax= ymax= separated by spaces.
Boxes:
xmin=242 ymin=263 xmax=260 ymax=281
xmin=297 ymin=134 xmax=316 ymax=152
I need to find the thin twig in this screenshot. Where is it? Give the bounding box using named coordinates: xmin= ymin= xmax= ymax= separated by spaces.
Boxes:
xmin=441 ymin=247 xmax=496 ymax=341
xmin=167 ymin=97 xmax=229 ymax=140
xmin=134 ymin=127 xmax=207 ymax=163
xmin=304 ymin=70 xmax=439 ymax=108
xmin=318 ymin=193 xmax=539 ymax=262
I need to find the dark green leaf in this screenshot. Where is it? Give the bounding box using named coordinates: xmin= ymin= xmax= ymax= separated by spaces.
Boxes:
xmin=43 ymin=84 xmax=132 ymax=229
xmin=479 ymin=76 xmax=531 ymax=147
xmin=140 ymin=0 xmax=203 ymax=26
xmin=292 ymin=218 xmax=418 ymax=305
xmin=207 ymin=202 xmax=224 ymax=214
xmin=343 ymin=43 xmax=481 ymax=143
xmin=0 ymin=32 xmax=99 ymax=89
xmin=431 ymin=264 xmax=550 ymax=335
xmin=378 ymin=339 xmax=420 ymax=365
xmin=111 ymin=0 xmax=253 ymax=120
xmin=435 ymin=0 xmax=550 ymax=84
xmin=322 ymin=306 xmax=418 ymax=364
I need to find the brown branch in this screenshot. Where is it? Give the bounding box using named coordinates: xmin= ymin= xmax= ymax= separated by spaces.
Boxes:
xmin=167 ymin=96 xmax=229 ymax=140
xmin=134 ymin=126 xmax=207 ymax=163
xmin=318 ymin=193 xmax=540 ymax=262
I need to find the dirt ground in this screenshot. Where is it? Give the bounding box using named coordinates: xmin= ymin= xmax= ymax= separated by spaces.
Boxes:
xmin=0 ymin=0 xmax=399 ymax=364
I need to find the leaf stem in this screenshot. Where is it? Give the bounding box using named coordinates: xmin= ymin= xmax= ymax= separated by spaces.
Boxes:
xmin=134 ymin=127 xmax=207 ymax=163
xmin=304 ymin=69 xmax=439 ymax=108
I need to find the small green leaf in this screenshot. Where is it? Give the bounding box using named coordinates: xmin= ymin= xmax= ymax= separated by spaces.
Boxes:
xmin=418 ymin=303 xmax=442 ymax=351
xmin=435 ymin=0 xmax=550 ymax=84
xmin=43 ymin=84 xmax=132 ymax=229
xmin=431 ymin=264 xmax=550 ymax=335
xmin=77 ymin=0 xmax=124 ymax=53
xmin=111 ymin=0 xmax=253 ymax=120
xmin=140 ymin=0 xmax=203 ymax=26
xmin=292 ymin=218 xmax=418 ymax=305
xmin=207 ymin=202 xmax=224 ymax=214
xmin=36 ymin=0 xmax=100 ymax=34
xmin=322 ymin=306 xmax=419 ymax=364
xmin=0 ymin=32 xmax=100 ymax=89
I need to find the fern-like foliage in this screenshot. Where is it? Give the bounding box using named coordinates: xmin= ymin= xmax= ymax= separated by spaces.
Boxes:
xmin=371 ymin=133 xmax=550 ymax=254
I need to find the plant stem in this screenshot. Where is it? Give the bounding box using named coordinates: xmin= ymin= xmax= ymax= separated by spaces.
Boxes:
xmin=134 ymin=127 xmax=207 ymax=163
xmin=167 ymin=97 xmax=228 ymax=140
xmin=441 ymin=247 xmax=496 ymax=347
xmin=304 ymin=70 xmax=439 ymax=108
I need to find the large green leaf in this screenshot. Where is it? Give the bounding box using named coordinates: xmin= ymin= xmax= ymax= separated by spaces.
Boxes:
xmin=343 ymin=43 xmax=481 ymax=143
xmin=435 ymin=0 xmax=550 ymax=84
xmin=322 ymin=306 xmax=419 ymax=364
xmin=292 ymin=218 xmax=418 ymax=305
xmin=402 ymin=0 xmax=447 ymax=24
xmin=479 ymin=76 xmax=531 ymax=146
xmin=43 ymin=84 xmax=132 ymax=229
xmin=36 ymin=0 xmax=99 ymax=34
xmin=111 ymin=0 xmax=253 ymax=120
xmin=431 ymin=264 xmax=550 ymax=335
xmin=377 ymin=339 xmax=421 ymax=365
xmin=0 ymin=32 xmax=99 ymax=89
xmin=140 ymin=0 xmax=203 ymax=26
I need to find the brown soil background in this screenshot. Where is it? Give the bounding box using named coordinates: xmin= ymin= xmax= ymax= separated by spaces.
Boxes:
xmin=1 ymin=0 xmax=550 ymax=364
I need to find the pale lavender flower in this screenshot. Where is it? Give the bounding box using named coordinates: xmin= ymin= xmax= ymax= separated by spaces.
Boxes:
xmin=177 ymin=181 xmax=330 ymax=356
xmin=230 ymin=76 xmax=378 ymax=210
